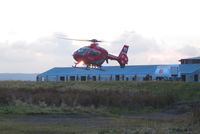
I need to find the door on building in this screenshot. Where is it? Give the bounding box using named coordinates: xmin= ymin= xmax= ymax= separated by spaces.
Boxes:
xmin=92 ymin=76 xmax=96 ymax=81
xmin=194 ymin=74 xmax=199 ymax=82
xmin=115 ymin=75 xmax=120 ymax=81
xmin=122 ymin=75 xmax=124 ymax=81
xmin=181 ymin=75 xmax=186 ymax=81
xmin=81 ymin=76 xmax=87 ymax=81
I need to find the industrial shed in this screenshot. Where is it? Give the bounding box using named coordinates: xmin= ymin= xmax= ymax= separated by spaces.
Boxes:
xmin=37 ymin=64 xmax=185 ymax=82
xmin=179 ymin=64 xmax=200 ymax=82
xmin=179 ymin=56 xmax=200 ymax=64
xmin=37 ymin=56 xmax=200 ymax=82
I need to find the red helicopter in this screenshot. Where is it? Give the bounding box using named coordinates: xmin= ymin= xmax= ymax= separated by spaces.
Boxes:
xmin=59 ymin=37 xmax=129 ymax=68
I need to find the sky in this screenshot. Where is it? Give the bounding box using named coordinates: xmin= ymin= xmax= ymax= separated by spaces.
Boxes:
xmin=0 ymin=0 xmax=200 ymax=73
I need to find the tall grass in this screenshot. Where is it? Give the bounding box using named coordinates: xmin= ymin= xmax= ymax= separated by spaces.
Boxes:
xmin=0 ymin=81 xmax=200 ymax=114
xmin=0 ymin=87 xmax=175 ymax=109
xmin=191 ymin=102 xmax=200 ymax=124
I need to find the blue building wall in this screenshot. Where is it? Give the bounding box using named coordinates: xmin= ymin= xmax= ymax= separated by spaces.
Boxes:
xmin=37 ymin=64 xmax=200 ymax=82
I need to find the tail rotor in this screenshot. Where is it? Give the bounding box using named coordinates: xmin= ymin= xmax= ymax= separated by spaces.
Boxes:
xmin=118 ymin=45 xmax=129 ymax=68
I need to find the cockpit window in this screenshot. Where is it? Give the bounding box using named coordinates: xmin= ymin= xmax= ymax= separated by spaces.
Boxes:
xmin=90 ymin=49 xmax=100 ymax=56
xmin=77 ymin=47 xmax=90 ymax=55
xmin=76 ymin=47 xmax=101 ymax=56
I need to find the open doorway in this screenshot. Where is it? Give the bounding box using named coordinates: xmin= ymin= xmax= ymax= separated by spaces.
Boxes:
xmin=194 ymin=74 xmax=199 ymax=82
xmin=81 ymin=76 xmax=87 ymax=81
xmin=115 ymin=75 xmax=120 ymax=81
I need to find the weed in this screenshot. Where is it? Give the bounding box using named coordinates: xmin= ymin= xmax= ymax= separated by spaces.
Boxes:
xmin=0 ymin=81 xmax=199 ymax=115
xmin=192 ymin=102 xmax=200 ymax=124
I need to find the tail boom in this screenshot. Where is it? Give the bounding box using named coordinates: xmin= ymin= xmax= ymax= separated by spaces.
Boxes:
xmin=107 ymin=45 xmax=129 ymax=68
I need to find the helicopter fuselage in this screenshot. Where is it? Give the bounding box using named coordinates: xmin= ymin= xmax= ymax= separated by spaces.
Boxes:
xmin=73 ymin=42 xmax=129 ymax=68
xmin=56 ymin=36 xmax=129 ymax=68
xmin=73 ymin=43 xmax=108 ymax=67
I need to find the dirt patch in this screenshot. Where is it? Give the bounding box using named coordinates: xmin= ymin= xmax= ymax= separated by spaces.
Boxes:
xmin=2 ymin=112 xmax=188 ymax=125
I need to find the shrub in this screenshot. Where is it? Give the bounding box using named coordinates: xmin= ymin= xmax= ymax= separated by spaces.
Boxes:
xmin=0 ymin=89 xmax=13 ymax=105
xmin=192 ymin=103 xmax=200 ymax=124
xmin=0 ymin=81 xmax=199 ymax=113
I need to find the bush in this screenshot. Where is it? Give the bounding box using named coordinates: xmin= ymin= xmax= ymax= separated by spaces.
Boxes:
xmin=0 ymin=89 xmax=13 ymax=105
xmin=0 ymin=81 xmax=199 ymax=113
xmin=192 ymin=103 xmax=200 ymax=124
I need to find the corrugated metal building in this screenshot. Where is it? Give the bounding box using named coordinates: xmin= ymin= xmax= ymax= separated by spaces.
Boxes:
xmin=36 ymin=64 xmax=177 ymax=81
xmin=179 ymin=64 xmax=200 ymax=82
xmin=178 ymin=56 xmax=200 ymax=82
xmin=37 ymin=57 xmax=200 ymax=82
xmin=37 ymin=64 xmax=200 ymax=82
xmin=37 ymin=65 xmax=155 ymax=81
xmin=179 ymin=56 xmax=200 ymax=64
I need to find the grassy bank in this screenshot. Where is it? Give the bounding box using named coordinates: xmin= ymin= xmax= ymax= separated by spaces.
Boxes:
xmin=0 ymin=81 xmax=200 ymax=134
xmin=0 ymin=81 xmax=199 ymax=114
xmin=1 ymin=115 xmax=199 ymax=134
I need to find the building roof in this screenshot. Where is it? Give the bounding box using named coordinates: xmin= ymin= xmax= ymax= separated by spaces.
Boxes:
xmin=179 ymin=64 xmax=200 ymax=74
xmin=38 ymin=64 xmax=200 ymax=77
xmin=38 ymin=65 xmax=158 ymax=77
xmin=180 ymin=56 xmax=200 ymax=61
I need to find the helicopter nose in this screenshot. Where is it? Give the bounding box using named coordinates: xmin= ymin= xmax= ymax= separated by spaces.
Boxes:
xmin=73 ymin=51 xmax=81 ymax=61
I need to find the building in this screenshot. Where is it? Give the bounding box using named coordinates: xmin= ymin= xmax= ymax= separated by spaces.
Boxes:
xmin=37 ymin=57 xmax=200 ymax=82
xmin=37 ymin=65 xmax=156 ymax=82
xmin=37 ymin=64 xmax=199 ymax=82
xmin=178 ymin=56 xmax=200 ymax=82
xmin=179 ymin=64 xmax=200 ymax=82
xmin=179 ymin=56 xmax=200 ymax=64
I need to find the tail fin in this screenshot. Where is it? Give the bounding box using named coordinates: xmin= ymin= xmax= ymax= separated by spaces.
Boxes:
xmin=118 ymin=45 xmax=129 ymax=68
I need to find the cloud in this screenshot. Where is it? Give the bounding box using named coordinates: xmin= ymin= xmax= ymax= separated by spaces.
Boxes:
xmin=178 ymin=45 xmax=200 ymax=58
xmin=0 ymin=31 xmax=200 ymax=73
xmin=108 ymin=31 xmax=200 ymax=65
xmin=110 ymin=31 xmax=160 ymax=54
xmin=0 ymin=34 xmax=77 ymax=73
xmin=108 ymin=31 xmax=161 ymax=65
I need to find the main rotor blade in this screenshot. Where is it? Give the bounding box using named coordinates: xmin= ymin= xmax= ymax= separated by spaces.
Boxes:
xmin=59 ymin=37 xmax=92 ymax=42
xmin=56 ymin=34 xmax=105 ymax=42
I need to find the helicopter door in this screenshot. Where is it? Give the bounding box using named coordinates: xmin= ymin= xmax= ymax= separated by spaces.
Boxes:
xmin=90 ymin=50 xmax=100 ymax=57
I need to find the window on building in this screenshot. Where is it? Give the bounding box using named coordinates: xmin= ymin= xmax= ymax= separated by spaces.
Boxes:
xmin=171 ymin=74 xmax=178 ymax=81
xmin=70 ymin=76 xmax=76 ymax=81
xmin=60 ymin=76 xmax=65 ymax=81
xmin=156 ymin=77 xmax=164 ymax=80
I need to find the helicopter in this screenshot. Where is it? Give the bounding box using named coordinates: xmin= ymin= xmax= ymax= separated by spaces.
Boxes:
xmin=58 ymin=36 xmax=129 ymax=69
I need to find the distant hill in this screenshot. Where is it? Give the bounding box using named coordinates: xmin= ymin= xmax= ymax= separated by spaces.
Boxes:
xmin=0 ymin=73 xmax=38 ymax=81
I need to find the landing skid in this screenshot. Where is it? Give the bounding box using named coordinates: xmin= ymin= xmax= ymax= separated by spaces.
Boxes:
xmin=72 ymin=66 xmax=90 ymax=70
xmin=72 ymin=65 xmax=104 ymax=71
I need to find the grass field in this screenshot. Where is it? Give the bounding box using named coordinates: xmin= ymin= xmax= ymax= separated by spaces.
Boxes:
xmin=1 ymin=114 xmax=199 ymax=134
xmin=0 ymin=81 xmax=200 ymax=134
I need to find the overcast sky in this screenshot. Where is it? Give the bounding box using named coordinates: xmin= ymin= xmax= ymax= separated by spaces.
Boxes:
xmin=0 ymin=0 xmax=200 ymax=73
